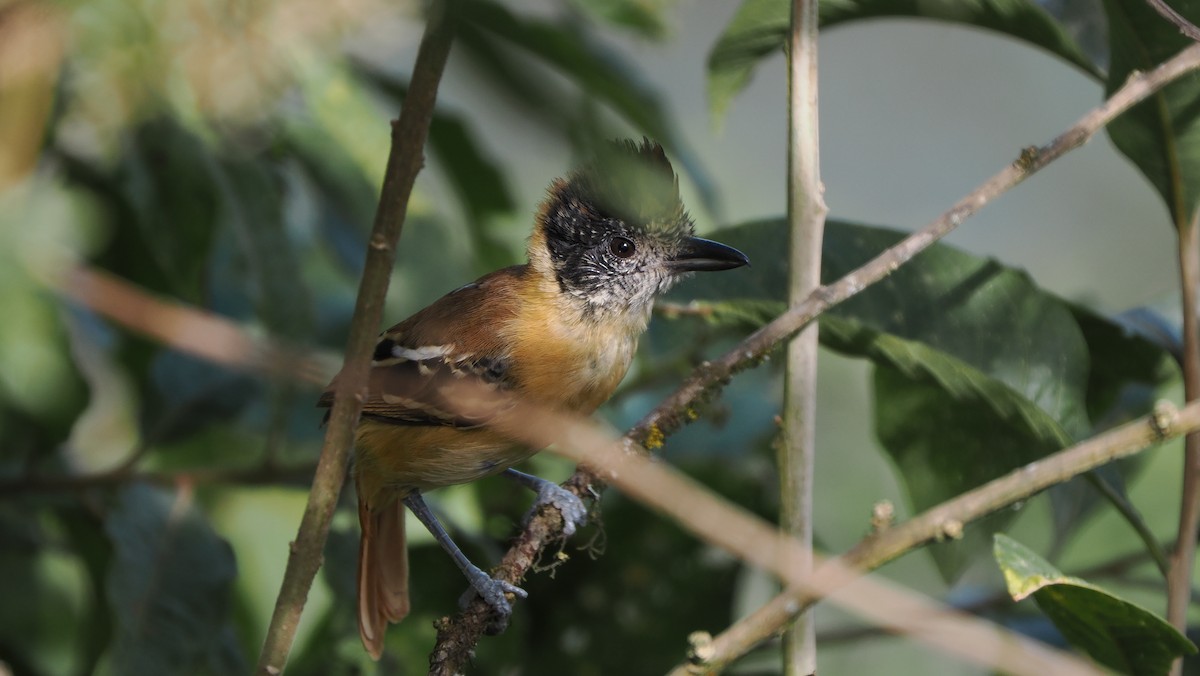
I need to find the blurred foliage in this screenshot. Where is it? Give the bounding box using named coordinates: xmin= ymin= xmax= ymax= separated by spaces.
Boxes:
xmin=1 ymin=0 xmax=1199 ymax=674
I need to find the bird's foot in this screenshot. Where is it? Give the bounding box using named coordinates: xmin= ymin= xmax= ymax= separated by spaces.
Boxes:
xmin=504 ymin=469 xmax=589 ymax=536
xmin=458 ymin=565 xmax=527 ymax=615
xmin=530 ymin=481 xmax=589 ymax=536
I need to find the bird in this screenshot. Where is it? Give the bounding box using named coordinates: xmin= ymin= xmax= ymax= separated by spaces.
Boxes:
xmin=319 ymin=139 xmax=749 ymax=659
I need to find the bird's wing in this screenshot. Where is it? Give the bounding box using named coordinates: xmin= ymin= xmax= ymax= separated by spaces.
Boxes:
xmin=318 ymin=267 xmax=523 ymax=428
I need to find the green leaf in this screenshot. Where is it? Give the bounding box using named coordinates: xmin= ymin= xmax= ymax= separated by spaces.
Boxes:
xmin=858 ymin=324 xmax=1075 ymax=579
xmin=115 ymin=117 xmax=221 ymax=302
xmin=105 ymin=483 xmax=246 ymax=675
xmin=708 ymin=0 xmax=1102 ymax=123
xmin=995 ymin=534 xmax=1196 ymax=674
xmin=672 ymin=219 xmax=1177 ymax=579
xmin=1047 ymin=305 xmax=1177 ymax=546
xmin=1103 ymin=0 xmax=1200 ymax=228
xmin=214 ymin=158 xmax=314 ymax=338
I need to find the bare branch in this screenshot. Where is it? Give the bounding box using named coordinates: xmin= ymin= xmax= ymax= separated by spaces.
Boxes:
xmin=56 ymin=265 xmax=337 ymax=386
xmin=1144 ymin=0 xmax=1200 ymax=41
xmin=781 ymin=0 xmax=825 ymax=671
xmin=254 ymin=1 xmax=457 ymax=672
xmin=1168 ymin=206 xmax=1200 ymax=675
xmin=672 ymin=400 xmax=1196 ymax=673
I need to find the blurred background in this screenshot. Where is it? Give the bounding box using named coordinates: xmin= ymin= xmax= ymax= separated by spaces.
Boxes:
xmin=0 ymin=0 xmax=1191 ymax=673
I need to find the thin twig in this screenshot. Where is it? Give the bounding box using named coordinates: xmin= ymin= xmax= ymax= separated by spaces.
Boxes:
xmin=474 ymin=394 xmax=1122 ymax=676
xmin=253 ymin=2 xmax=457 ymax=673
xmin=781 ymin=0 xmax=824 ymax=672
xmin=56 ymin=265 xmax=337 ymax=387
xmin=1168 ymin=210 xmax=1200 ymax=675
xmin=1083 ymin=471 xmax=1169 ymax=576
xmin=1144 ymin=0 xmax=1200 ymax=41
xmin=430 ymin=41 xmax=1200 ymax=670
xmin=670 ymin=400 xmax=1196 ymax=673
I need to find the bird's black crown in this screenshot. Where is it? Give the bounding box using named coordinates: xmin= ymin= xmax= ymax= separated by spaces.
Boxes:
xmin=539 ymin=140 xmax=695 ymax=313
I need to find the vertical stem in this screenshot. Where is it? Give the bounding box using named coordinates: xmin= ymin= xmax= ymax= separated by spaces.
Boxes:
xmin=253 ymin=2 xmax=456 ymax=673
xmin=1169 ymin=212 xmax=1200 ymax=676
xmin=782 ymin=0 xmax=826 ymax=673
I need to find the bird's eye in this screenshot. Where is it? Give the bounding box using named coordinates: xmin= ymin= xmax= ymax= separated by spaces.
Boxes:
xmin=609 ymin=236 xmax=636 ymax=259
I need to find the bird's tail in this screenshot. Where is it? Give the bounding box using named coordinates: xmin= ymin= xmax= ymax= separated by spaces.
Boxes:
xmin=358 ymin=493 xmax=410 ymax=660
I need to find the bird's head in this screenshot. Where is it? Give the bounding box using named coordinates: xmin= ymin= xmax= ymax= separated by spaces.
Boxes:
xmin=529 ymin=139 xmax=749 ymax=320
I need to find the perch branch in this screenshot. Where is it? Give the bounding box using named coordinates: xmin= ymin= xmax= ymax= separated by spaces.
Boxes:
xmin=254 ymin=2 xmax=456 ymax=673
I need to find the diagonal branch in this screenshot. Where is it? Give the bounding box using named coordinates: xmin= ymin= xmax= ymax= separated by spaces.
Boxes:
xmin=469 ymin=392 xmax=1198 ymax=674
xmin=666 ymin=400 xmax=1197 ymax=674
xmin=430 ymin=40 xmax=1200 ymax=672
xmin=254 ymin=1 xmax=458 ymax=673
xmin=1145 ymin=0 xmax=1200 ymax=42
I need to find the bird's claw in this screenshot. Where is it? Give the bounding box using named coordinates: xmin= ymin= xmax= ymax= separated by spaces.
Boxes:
xmin=459 ymin=566 xmax=527 ymax=618
xmin=530 ymin=483 xmax=589 ymax=536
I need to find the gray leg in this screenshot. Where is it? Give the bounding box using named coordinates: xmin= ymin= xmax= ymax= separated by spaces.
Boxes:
xmin=402 ymin=492 xmax=526 ymax=617
xmin=502 ymin=468 xmax=589 ymax=536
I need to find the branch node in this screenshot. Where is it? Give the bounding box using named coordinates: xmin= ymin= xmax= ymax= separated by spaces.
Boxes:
xmin=369 ymin=233 xmax=390 ymax=252
xmin=1152 ymin=399 xmax=1180 ymax=439
xmin=934 ymin=518 xmax=964 ymax=541
xmin=1014 ymin=145 xmax=1040 ymax=171
xmin=686 ymin=630 xmax=716 ymax=665
xmin=870 ymin=500 xmax=895 ymax=534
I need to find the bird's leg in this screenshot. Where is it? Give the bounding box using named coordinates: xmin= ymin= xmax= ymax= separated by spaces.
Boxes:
xmin=502 ymin=468 xmax=589 ymax=536
xmin=402 ymin=492 xmax=526 ymax=619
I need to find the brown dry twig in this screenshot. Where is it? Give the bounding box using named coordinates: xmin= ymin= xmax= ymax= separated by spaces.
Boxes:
xmin=255 ymin=1 xmax=458 ymax=673
xmin=1145 ymin=0 xmax=1200 ymax=41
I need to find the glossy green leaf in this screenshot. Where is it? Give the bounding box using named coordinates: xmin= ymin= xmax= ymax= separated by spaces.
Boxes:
xmin=708 ymin=0 xmax=1102 ymax=123
xmin=672 ymin=219 xmax=1176 ymax=579
xmin=995 ymin=534 xmax=1195 ymax=674
xmin=1047 ymin=305 xmax=1176 ymax=545
xmin=106 ymin=483 xmax=246 ymax=674
xmin=1103 ymin=0 xmax=1200 ymax=228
